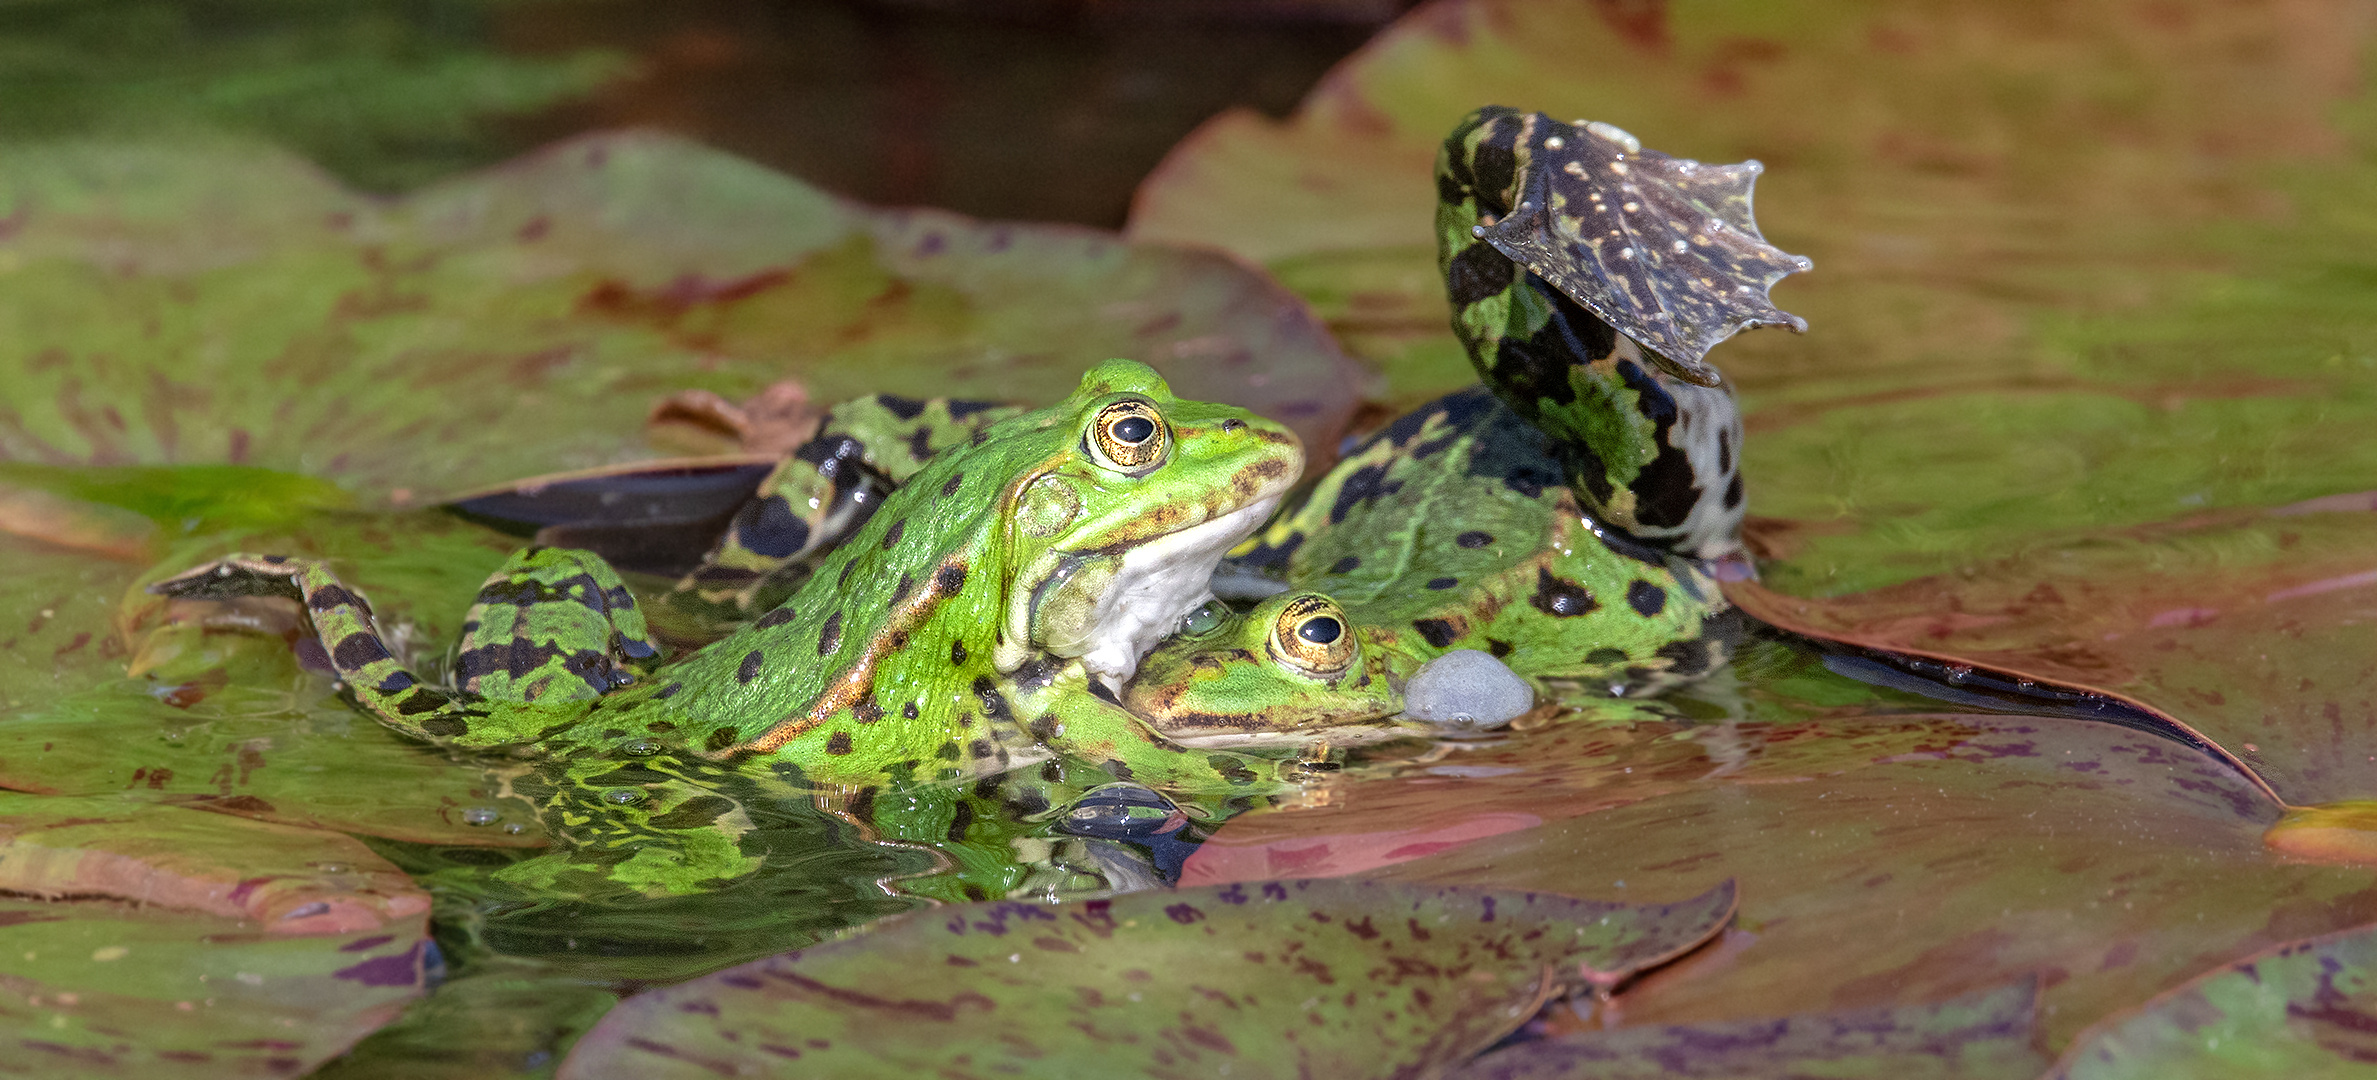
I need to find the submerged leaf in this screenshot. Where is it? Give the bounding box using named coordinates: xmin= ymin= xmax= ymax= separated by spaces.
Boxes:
xmin=560 ymin=877 xmax=1737 ymax=1080
xmin=2052 ymin=923 xmax=2377 ymax=1079
xmin=1452 ymin=980 xmax=2043 ymax=1080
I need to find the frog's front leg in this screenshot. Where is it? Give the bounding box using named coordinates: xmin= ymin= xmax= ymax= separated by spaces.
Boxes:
xmin=150 ymin=547 xmax=655 ymax=747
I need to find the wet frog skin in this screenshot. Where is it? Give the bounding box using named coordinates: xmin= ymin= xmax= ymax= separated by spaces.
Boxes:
xmin=1128 ymin=108 xmax=1808 ymax=737
xmin=153 ymin=361 xmax=1304 ymax=893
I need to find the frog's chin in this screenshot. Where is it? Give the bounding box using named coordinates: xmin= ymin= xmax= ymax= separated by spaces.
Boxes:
xmin=1078 ymin=493 xmax=1283 ymax=692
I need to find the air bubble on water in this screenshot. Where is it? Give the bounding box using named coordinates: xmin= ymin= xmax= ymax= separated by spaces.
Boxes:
xmin=462 ymin=807 xmax=500 ymax=826
xmin=602 ymin=789 xmax=643 ymax=805
xmin=621 ymin=739 xmax=663 ymax=757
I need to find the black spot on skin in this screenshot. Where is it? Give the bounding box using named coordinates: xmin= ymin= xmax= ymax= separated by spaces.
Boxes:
xmin=853 ymin=697 xmax=885 ymax=724
xmin=1530 ymin=568 xmax=1598 ymax=618
xmin=1030 ymin=713 xmax=1061 ymax=741
xmin=1329 ymin=555 xmax=1360 ymax=574
xmin=691 ymin=566 xmax=761 ymax=585
xmin=818 ymin=611 xmax=843 ymax=655
xmin=1627 ymin=580 xmax=1668 ymax=617
xmin=962 ymin=885 xmax=988 ymax=902
xmin=950 ymin=640 xmax=968 ymax=665
xmin=942 ymin=472 xmax=964 ymax=497
xmin=968 ymin=738 xmax=996 ymax=762
xmin=1724 ymin=473 xmax=1745 ymax=510
xmin=889 ymin=574 xmax=915 ymax=603
xmin=1427 ymin=577 xmax=1459 ymax=591
xmin=1487 ymin=639 xmax=1513 ymax=658
xmin=1585 ymin=647 xmax=1629 ymax=665
xmin=1457 ymin=531 xmax=1494 ymax=549
xmin=332 ymin=632 xmax=390 ymax=671
xmin=1718 ymin=429 xmax=1734 ymax=474
xmin=706 ymin=727 xmax=736 ymax=751
xmin=375 ymin=671 xmax=415 ymax=693
xmin=421 ymin=715 xmax=468 ymax=737
xmin=825 ymin=731 xmax=853 ymax=755
xmin=307 ymin=585 xmax=360 ymax=612
xmin=397 ymin=689 xmax=451 ymax=716
xmin=737 ymin=650 xmax=764 ymax=684
xmin=655 ymin=682 xmax=683 ymax=699
xmin=1466 ymin=107 xmax=1525 ymax=214
xmin=837 ymin=558 xmax=860 ymax=589
xmin=902 ymin=700 xmax=919 ymax=720
xmin=1042 ymin=760 xmax=1066 ymax=783
xmin=1612 ymin=359 xmax=1701 ymax=529
xmin=880 ymin=519 xmax=905 ymax=549
xmin=1435 ymin=231 xmax=1511 ymax=306
xmin=1009 ymin=655 xmax=1059 ymax=691
xmin=848 ymin=786 xmax=877 ymax=823
xmin=1329 ymin=464 xmax=1402 ymax=524
xmin=878 ymin=394 xmax=927 ymax=420
xmin=937 ymin=564 xmax=967 ymax=593
xmin=1412 ymin=618 xmax=1459 ymax=648
xmin=972 ymin=676 xmax=1014 ymax=723
xmin=947 ymin=399 xmax=1003 ymax=419
xmin=907 ymin=427 xmax=935 ymax=461
xmin=756 ymin=607 xmax=796 ymax=629
xmin=935 ymin=741 xmax=962 ymax=761
xmin=730 ymin=496 xmax=810 ymax=559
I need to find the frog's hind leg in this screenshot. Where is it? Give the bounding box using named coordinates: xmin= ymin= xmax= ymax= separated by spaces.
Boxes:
xmin=150 ymin=554 xmax=490 ymax=742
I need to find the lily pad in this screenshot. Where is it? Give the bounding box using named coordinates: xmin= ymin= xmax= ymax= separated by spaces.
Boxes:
xmin=0 ymin=794 xmax=432 ymax=1076
xmin=1451 ymin=980 xmax=2044 ymax=1080
xmin=2050 ymin=922 xmax=2377 ymax=1079
xmin=1128 ymin=0 xmax=2377 ymax=591
xmin=1187 ymin=686 xmax=2377 ymax=1052
xmin=1728 ymin=500 xmax=2377 ymax=808
xmin=0 ymin=131 xmax=1366 ymax=506
xmin=559 ymin=877 xmax=1737 ymax=1080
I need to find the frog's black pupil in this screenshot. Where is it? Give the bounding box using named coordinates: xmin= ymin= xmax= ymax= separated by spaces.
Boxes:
xmin=1112 ymin=415 xmax=1155 ymax=444
xmin=1297 ymin=617 xmax=1343 ymax=645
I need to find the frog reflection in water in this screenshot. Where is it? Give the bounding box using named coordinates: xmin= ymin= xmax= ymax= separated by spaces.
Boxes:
xmin=1129 ymin=105 xmax=1810 ymax=737
xmin=153 ymin=360 xmax=1305 ymax=897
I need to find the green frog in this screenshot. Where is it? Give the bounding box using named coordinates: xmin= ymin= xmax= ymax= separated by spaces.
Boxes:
xmin=1128 ymin=107 xmax=1808 ymax=735
xmin=152 ymin=359 xmax=1305 ymax=895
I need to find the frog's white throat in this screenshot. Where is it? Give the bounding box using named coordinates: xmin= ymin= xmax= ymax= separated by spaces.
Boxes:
xmin=1078 ymin=494 xmax=1282 ymax=692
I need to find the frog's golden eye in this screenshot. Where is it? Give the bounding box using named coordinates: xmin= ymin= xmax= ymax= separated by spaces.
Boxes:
xmin=1269 ymin=594 xmax=1355 ymax=674
xmin=1089 ymin=399 xmax=1169 ymax=472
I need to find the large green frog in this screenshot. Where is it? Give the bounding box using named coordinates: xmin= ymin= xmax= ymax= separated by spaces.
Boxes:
xmin=1127 ymin=106 xmax=1808 ymax=737
xmin=152 ymin=360 xmax=1305 ymax=895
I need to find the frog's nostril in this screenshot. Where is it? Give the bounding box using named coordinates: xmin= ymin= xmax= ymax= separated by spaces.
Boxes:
xmin=1220 ymin=419 xmax=1245 ymax=433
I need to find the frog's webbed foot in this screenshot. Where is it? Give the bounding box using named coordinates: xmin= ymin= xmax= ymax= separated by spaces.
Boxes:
xmin=149 ymin=554 xmax=487 ymax=743
xmin=1439 ymin=108 xmax=1809 ymax=562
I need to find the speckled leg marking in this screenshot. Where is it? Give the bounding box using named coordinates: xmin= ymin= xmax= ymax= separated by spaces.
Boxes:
xmin=150 ymin=549 xmax=656 ymax=746
xmin=1436 ymin=106 xmax=1806 ymax=561
xmin=663 ymin=395 xmax=1023 ymax=621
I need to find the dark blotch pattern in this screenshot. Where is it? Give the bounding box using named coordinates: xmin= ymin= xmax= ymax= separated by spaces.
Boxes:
xmin=1412 ymin=618 xmax=1459 ymax=648
xmin=1427 ymin=577 xmax=1459 ymax=591
xmin=736 ymin=650 xmax=764 ymax=684
xmin=705 ymin=727 xmax=736 ymax=751
xmin=1530 ymin=568 xmax=1598 ymax=618
xmin=951 ymin=640 xmax=969 ymax=665
xmin=942 ymin=472 xmax=964 ymax=497
xmin=755 ymin=608 xmax=796 ymax=629
xmin=1627 ymin=580 xmax=1668 ymax=617
xmin=1456 ymin=530 xmax=1494 ymax=549
xmin=1329 ymin=555 xmax=1360 ymax=575
xmin=825 ymin=731 xmax=854 ymax=755
xmin=880 ymin=519 xmax=905 ymax=549
xmin=818 ymin=611 xmax=844 ymax=655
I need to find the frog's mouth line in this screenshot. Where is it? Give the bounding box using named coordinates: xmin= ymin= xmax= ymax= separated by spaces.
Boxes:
xmin=1076 ymin=493 xmax=1286 ymax=692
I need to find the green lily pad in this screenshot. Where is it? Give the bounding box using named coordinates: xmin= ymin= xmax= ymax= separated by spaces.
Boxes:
xmin=2051 ymin=923 xmax=2377 ymax=1078
xmin=559 ymin=877 xmax=1737 ymax=1080
xmin=1127 ymin=0 xmax=2377 ymax=593
xmin=0 ymin=131 xmax=1367 ymax=506
xmin=1450 ymin=980 xmax=2044 ymax=1080
xmin=0 ymin=794 xmax=432 ymax=1076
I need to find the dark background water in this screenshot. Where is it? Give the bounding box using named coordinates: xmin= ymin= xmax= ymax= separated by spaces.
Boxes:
xmin=0 ymin=0 xmax=1412 ymax=224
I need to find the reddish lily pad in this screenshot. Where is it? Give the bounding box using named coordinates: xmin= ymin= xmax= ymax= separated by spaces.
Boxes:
xmin=1451 ymin=980 xmax=2043 ymax=1080
xmin=2051 ymin=923 xmax=2377 ymax=1079
xmin=1729 ymin=501 xmax=2377 ymax=809
xmin=559 ymin=877 xmax=1738 ymax=1080
xmin=0 ymin=795 xmax=432 ymax=1076
xmin=1186 ymin=699 xmax=2377 ymax=1052
xmin=0 ymin=132 xmax=1365 ymax=505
